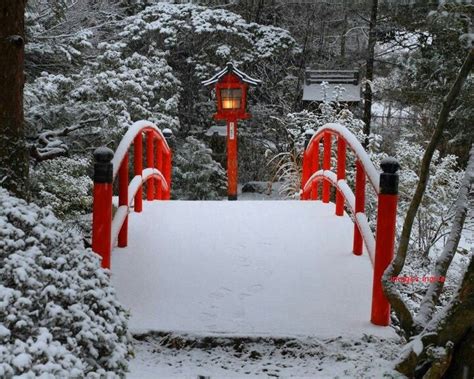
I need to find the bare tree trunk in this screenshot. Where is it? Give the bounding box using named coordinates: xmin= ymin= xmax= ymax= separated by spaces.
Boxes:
xmin=0 ymin=1 xmax=29 ymax=198
xmin=416 ymin=144 xmax=474 ymax=326
xmin=383 ymin=47 xmax=474 ymax=337
xmin=340 ymin=12 xmax=348 ymax=59
xmin=254 ymin=0 xmax=265 ymax=24
xmin=293 ymin=7 xmax=315 ymax=110
xmin=362 ymin=0 xmax=378 ymax=147
xmin=395 ymin=254 xmax=474 ymax=377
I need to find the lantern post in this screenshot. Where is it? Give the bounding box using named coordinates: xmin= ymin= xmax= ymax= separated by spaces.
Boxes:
xmin=202 ymin=63 xmax=261 ymax=200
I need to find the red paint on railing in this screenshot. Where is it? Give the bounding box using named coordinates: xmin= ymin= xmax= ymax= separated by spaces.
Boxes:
xmin=146 ymin=131 xmax=154 ymax=201
xmin=92 ymin=121 xmax=172 ymax=269
xmin=353 ymin=160 xmax=365 ymax=256
xmin=118 ymin=154 xmax=129 ymax=248
xmin=134 ymin=133 xmax=143 ymax=212
xmin=92 ymin=182 xmax=113 ymax=268
xmin=322 ymin=132 xmax=331 ymax=203
xmin=335 ymin=138 xmax=346 ymax=216
xmin=301 ymin=124 xmax=399 ymax=327
xmin=155 ymin=140 xmax=163 ymax=200
xmin=371 ymin=193 xmax=398 ymax=326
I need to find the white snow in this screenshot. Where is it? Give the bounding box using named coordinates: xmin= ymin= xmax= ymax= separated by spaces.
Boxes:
xmin=128 ymin=169 xmax=168 ymax=203
xmin=302 ymin=169 xmax=375 ymax=261
xmin=412 ymin=337 xmax=424 ymax=355
xmin=111 ymin=120 xmax=171 ymax=179
xmin=12 ymin=353 xmax=32 ymax=370
xmin=355 ymin=213 xmax=376 ymax=264
xmin=111 ymin=200 xmax=395 ymax=339
xmin=308 ymin=123 xmax=380 ymax=193
xmin=111 ymin=205 xmax=128 ymax=246
xmin=129 ymin=332 xmax=402 ymax=378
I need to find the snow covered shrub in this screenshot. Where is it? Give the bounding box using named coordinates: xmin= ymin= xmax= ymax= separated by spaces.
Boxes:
xmin=173 ymin=136 xmax=227 ymax=200
xmin=395 ymin=140 xmax=464 ymax=256
xmin=267 ymin=150 xmax=301 ymax=199
xmin=0 ymin=188 xmax=132 ymax=377
xmin=30 ymin=156 xmax=93 ymax=219
xmin=268 ymin=100 xmax=384 ymax=200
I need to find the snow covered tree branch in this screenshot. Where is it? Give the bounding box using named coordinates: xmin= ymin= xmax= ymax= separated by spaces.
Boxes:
xmin=383 ymin=46 xmax=474 ymax=337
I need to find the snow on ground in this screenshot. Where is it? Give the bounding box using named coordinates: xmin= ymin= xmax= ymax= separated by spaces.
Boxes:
xmin=112 ymin=200 xmax=395 ymax=338
xmin=111 ymin=199 xmax=401 ymax=377
xmin=129 ymin=332 xmax=402 ymax=378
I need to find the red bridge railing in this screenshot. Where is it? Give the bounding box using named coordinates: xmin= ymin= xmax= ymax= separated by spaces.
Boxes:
xmin=92 ymin=120 xmax=173 ymax=269
xmin=301 ymin=123 xmax=399 ymax=326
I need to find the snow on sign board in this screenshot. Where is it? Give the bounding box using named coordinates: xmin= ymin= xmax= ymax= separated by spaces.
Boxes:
xmin=303 ymin=70 xmax=361 ymax=103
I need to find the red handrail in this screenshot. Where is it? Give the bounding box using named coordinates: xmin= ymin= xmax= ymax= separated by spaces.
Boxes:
xmin=301 ymin=123 xmax=399 ymax=327
xmin=92 ymin=120 xmax=173 ymax=270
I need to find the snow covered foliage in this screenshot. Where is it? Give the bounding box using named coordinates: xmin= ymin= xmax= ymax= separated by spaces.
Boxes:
xmin=395 ymin=140 xmax=464 ymax=256
xmin=25 ymin=44 xmax=180 ymax=156
xmin=268 ymin=100 xmax=383 ymax=199
xmin=25 ymin=1 xmax=299 ymax=202
xmin=118 ymin=2 xmax=298 ymax=76
xmin=173 ymin=136 xmax=227 ymax=200
xmin=30 ymin=156 xmax=92 ymax=219
xmin=115 ymin=1 xmax=299 ymax=133
xmin=0 ymin=188 xmax=132 ymax=377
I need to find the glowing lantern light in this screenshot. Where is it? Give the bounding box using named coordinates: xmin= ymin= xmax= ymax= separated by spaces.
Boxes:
xmin=202 ymin=63 xmax=261 ymax=200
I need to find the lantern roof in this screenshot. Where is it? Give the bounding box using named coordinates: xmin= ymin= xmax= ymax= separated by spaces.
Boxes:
xmin=201 ymin=62 xmax=261 ymax=86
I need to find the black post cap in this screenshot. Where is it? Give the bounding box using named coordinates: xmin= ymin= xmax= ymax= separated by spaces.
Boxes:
xmin=94 ymin=147 xmax=114 ymax=163
xmin=381 ymin=157 xmax=400 ymax=174
xmin=304 ymin=129 xmax=315 ymax=149
xmin=162 ymin=128 xmax=173 ymax=139
xmin=93 ymin=147 xmax=114 ymax=183
xmin=380 ymin=157 xmax=400 ymax=195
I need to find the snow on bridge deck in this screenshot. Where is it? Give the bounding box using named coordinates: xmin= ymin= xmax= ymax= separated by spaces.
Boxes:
xmin=111 ymin=200 xmax=395 ymax=339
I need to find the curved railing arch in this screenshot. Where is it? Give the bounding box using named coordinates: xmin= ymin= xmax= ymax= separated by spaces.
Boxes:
xmin=92 ymin=120 xmax=173 ymax=270
xmin=302 ymin=169 xmax=375 ymax=264
xmin=301 ymin=123 xmax=400 ymax=327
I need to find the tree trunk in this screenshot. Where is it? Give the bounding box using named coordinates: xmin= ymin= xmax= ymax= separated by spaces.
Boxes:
xmin=362 ymin=0 xmax=378 ymax=147
xmin=340 ymin=12 xmax=348 ymax=59
xmin=395 ymin=254 xmax=474 ymax=377
xmin=0 ymin=1 xmax=29 ymax=198
xmin=416 ymin=144 xmax=474 ymax=326
xmin=383 ymin=47 xmax=474 ymax=337
xmin=254 ymin=0 xmax=265 ymax=24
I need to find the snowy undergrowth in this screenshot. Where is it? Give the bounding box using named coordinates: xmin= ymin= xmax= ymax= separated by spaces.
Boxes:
xmin=0 ymin=188 xmax=132 ymax=377
xmin=129 ymin=332 xmax=403 ymax=378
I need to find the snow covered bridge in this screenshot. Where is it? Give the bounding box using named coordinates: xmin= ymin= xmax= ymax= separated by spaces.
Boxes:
xmin=111 ymin=200 xmax=394 ymax=338
xmin=91 ymin=120 xmax=399 ymax=339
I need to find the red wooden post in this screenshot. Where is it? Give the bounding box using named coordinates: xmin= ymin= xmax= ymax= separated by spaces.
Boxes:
xmin=227 ymin=118 xmax=238 ymax=200
xmin=118 ymin=154 xmax=129 ymax=247
xmin=302 ymin=130 xmax=315 ymax=194
xmin=162 ymin=129 xmax=173 ymax=200
xmin=371 ymin=158 xmax=400 ymax=326
xmin=322 ymin=131 xmax=331 ymax=203
xmin=164 ymin=150 xmax=172 ymax=200
xmin=310 ymin=180 xmax=318 ymax=200
xmin=155 ymin=140 xmax=163 ymax=200
xmin=92 ymin=147 xmax=114 ymax=269
xmin=311 ymin=142 xmax=320 ymax=200
xmin=146 ymin=131 xmax=154 ymax=201
xmin=134 ymin=133 xmax=143 ymax=212
xmin=353 ymin=160 xmax=366 ymax=255
xmin=335 ymin=137 xmax=346 ymax=216
xmin=301 ymin=150 xmax=310 ymax=193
